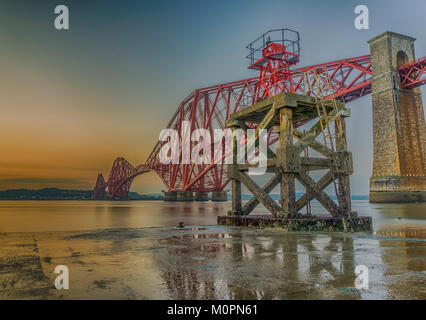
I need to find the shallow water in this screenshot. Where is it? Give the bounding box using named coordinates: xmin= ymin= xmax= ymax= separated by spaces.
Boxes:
xmin=0 ymin=200 xmax=425 ymax=299
xmin=0 ymin=200 xmax=425 ymax=235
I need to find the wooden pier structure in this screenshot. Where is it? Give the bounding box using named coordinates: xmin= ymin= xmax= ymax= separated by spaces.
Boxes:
xmin=218 ymin=92 xmax=372 ymax=232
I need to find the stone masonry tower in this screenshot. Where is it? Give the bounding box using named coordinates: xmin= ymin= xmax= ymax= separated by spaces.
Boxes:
xmin=368 ymin=32 xmax=426 ymax=202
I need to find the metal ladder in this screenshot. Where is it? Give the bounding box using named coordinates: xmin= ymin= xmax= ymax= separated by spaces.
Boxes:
xmin=304 ymin=69 xmax=346 ymax=202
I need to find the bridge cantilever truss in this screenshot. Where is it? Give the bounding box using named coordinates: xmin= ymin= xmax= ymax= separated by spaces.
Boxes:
xmin=93 ymin=53 xmax=425 ymax=200
xmin=93 ymin=158 xmax=150 ymax=199
xmin=398 ymin=56 xmax=426 ymax=89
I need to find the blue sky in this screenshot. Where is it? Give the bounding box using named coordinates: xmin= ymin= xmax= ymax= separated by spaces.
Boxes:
xmin=0 ymin=0 xmax=424 ymax=194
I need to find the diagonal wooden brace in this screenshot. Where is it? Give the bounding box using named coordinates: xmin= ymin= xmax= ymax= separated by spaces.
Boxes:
xmin=293 ymin=128 xmax=333 ymax=158
xmin=295 ymin=169 xmax=334 ymax=212
xmin=293 ymin=118 xmax=323 ymax=150
xmin=238 ymin=171 xmax=285 ymax=217
xmin=296 ymin=169 xmax=340 ymax=216
xmin=239 ymin=106 xmax=276 ymax=163
xmin=241 ymin=173 xmax=281 ymax=215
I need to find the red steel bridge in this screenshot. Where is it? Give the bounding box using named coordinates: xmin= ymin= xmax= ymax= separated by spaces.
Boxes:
xmin=93 ymin=29 xmax=426 ymax=200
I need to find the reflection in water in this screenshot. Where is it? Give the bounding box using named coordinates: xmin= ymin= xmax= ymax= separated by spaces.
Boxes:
xmin=379 ymin=239 xmax=426 ymax=300
xmin=0 ymin=226 xmax=424 ymax=299
xmin=372 ymin=202 xmax=426 ymax=239
xmin=154 ymin=228 xmax=425 ymax=299
xmin=154 ymin=230 xmax=365 ymax=299
xmin=372 ymin=203 xmax=425 ymax=220
xmin=377 ymin=228 xmax=426 ymax=239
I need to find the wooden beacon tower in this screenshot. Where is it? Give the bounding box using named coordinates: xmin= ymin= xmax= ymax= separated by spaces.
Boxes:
xmin=218 ymin=91 xmax=372 ymax=232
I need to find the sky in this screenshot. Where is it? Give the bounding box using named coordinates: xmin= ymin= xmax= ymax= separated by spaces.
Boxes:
xmin=0 ymin=0 xmax=424 ymax=194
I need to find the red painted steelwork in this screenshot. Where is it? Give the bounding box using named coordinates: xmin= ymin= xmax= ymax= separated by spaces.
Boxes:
xmin=398 ymin=56 xmax=426 ymax=89
xmin=251 ymin=42 xmax=300 ymax=100
xmin=93 ymin=54 xmax=425 ymax=199
xmin=94 ymin=158 xmax=150 ymax=199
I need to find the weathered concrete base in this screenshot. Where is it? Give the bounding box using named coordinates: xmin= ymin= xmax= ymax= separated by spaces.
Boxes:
xmin=370 ymin=191 xmax=426 ymax=203
xmin=370 ymin=176 xmax=426 ymax=203
xmin=176 ymin=191 xmax=193 ymax=202
xmin=218 ymin=215 xmax=373 ymax=233
xmin=194 ymin=191 xmax=209 ymax=201
xmin=163 ymin=191 xmax=177 ymax=202
xmin=211 ymin=191 xmax=228 ymax=202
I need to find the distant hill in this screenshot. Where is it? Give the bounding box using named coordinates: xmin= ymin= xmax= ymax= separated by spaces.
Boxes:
xmin=0 ymin=188 xmax=367 ymax=201
xmin=0 ymin=188 xmax=163 ymax=200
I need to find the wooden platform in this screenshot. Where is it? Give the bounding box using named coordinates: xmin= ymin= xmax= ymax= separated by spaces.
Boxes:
xmin=226 ymin=92 xmax=348 ymax=126
xmin=218 ymin=215 xmax=373 ymax=233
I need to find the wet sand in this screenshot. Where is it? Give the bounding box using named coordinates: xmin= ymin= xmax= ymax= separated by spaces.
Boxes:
xmin=1 ymin=226 xmax=425 ymax=300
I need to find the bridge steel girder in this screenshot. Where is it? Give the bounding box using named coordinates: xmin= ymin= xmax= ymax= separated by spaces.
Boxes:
xmin=144 ymin=55 xmax=373 ymax=194
xmin=94 ymin=53 xmax=426 ymax=199
xmin=398 ymin=56 xmax=426 ymax=89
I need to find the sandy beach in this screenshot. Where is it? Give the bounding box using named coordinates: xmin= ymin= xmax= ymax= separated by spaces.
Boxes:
xmin=1 ymin=224 xmax=425 ymax=300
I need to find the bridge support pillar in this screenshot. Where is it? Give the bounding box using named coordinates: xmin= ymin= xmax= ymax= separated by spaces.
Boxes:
xmin=194 ymin=192 xmax=209 ymax=201
xmin=163 ymin=191 xmax=177 ymax=201
xmin=92 ymin=173 xmax=106 ymax=200
xmin=368 ymin=32 xmax=426 ymax=203
xmin=177 ymin=191 xmax=194 ymax=201
xmin=211 ymin=191 xmax=227 ymax=202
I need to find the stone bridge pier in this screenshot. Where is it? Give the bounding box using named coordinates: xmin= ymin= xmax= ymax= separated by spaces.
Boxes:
xmin=368 ymin=32 xmax=426 ymax=202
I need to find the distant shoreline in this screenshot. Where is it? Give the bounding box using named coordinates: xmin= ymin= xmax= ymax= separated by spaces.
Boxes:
xmin=0 ymin=187 xmax=369 ymax=201
xmin=0 ymin=199 xmax=165 ymax=201
xmin=0 ymin=188 xmax=163 ymax=201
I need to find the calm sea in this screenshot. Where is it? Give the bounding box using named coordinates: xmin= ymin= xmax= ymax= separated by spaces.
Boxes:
xmin=0 ymin=199 xmax=424 ymax=235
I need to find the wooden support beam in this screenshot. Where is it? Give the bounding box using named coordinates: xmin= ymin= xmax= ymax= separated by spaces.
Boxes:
xmin=293 ymin=129 xmax=332 ymax=158
xmin=247 ymin=106 xmax=276 ymax=147
xmin=238 ymin=171 xmax=284 ymax=217
xmin=293 ymin=118 xmax=323 ymax=150
xmin=236 ymin=158 xmax=276 ymax=171
xmin=241 ymin=173 xmax=281 ymax=215
xmin=231 ymin=125 xmax=242 ymax=214
xmin=239 ymin=105 xmax=277 ymax=164
xmin=300 ymin=156 xmax=333 ymax=169
xmin=333 ymin=118 xmax=351 ymax=213
xmin=279 ymin=108 xmax=296 ymax=214
xmin=296 ymin=169 xmax=340 ymax=216
xmin=336 ymin=173 xmax=351 ymax=213
xmin=227 ymin=93 xmax=285 ymax=122
xmin=232 ymin=179 xmax=242 ymax=214
xmin=234 ymin=120 xmax=249 ymax=131
xmin=281 ymin=173 xmax=296 ymax=213
xmin=295 ymin=169 xmax=334 ymax=212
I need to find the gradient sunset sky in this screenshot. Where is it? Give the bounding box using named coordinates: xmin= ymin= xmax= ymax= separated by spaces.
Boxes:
xmin=0 ymin=0 xmax=425 ymax=194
